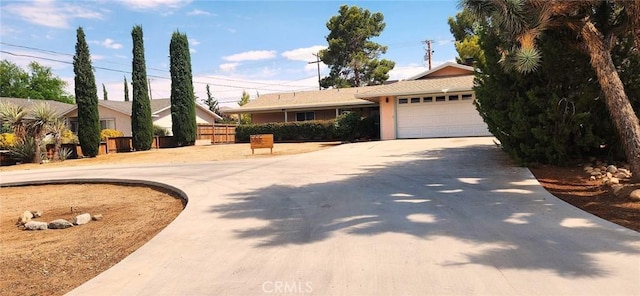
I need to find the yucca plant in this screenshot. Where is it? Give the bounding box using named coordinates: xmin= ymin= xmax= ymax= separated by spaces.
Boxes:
xmin=27 ymin=102 xmax=59 ymax=163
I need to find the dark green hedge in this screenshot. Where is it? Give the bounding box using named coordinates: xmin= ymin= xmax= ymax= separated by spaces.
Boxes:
xmin=236 ymin=120 xmax=337 ymax=142
xmin=235 ymin=113 xmax=380 ymax=143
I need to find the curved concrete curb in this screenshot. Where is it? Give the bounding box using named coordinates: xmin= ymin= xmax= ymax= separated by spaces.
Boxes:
xmin=1 ymin=178 xmax=189 ymax=206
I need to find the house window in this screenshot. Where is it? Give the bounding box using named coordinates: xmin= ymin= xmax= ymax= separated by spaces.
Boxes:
xmin=67 ymin=118 xmax=78 ymax=133
xmin=449 ymin=94 xmax=459 ymax=101
xmin=410 ymin=97 xmax=421 ymax=103
xmin=100 ymin=118 xmax=116 ymax=130
xmin=423 ymin=97 xmax=433 ymax=103
xmin=461 ymin=94 xmax=473 ymax=100
xmin=398 ymin=98 xmax=408 ymax=104
xmin=296 ymin=112 xmax=315 ymax=121
xmin=435 ymin=96 xmax=446 ymax=102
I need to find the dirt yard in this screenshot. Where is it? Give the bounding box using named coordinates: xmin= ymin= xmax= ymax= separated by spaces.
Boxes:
xmin=1 ymin=142 xmax=638 ymax=296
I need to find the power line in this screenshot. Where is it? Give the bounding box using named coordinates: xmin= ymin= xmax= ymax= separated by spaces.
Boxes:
xmin=0 ymin=50 xmax=318 ymax=93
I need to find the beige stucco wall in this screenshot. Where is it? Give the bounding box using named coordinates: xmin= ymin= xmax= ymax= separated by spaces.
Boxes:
xmin=153 ymin=107 xmax=218 ymax=135
xmin=252 ymin=112 xmax=285 ymax=124
xmin=66 ymin=106 xmax=132 ymax=136
xmin=378 ymin=96 xmax=396 ymax=140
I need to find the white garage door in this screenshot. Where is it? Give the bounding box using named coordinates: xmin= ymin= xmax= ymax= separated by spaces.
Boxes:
xmin=396 ymin=94 xmax=491 ymax=138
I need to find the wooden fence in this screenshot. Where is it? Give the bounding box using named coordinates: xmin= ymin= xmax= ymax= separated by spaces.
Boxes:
xmin=197 ymin=123 xmax=236 ymax=144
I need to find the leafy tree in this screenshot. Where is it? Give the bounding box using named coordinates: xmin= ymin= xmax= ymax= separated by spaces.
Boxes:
xmin=319 ymin=5 xmax=395 ymax=88
xmin=0 ymin=60 xmax=74 ymax=103
xmin=131 ymin=25 xmax=154 ymax=151
xmin=73 ymin=27 xmax=101 ymax=157
xmin=204 ymin=84 xmax=220 ymax=114
xmin=463 ymin=0 xmax=640 ymax=182
xmin=123 ymin=76 xmax=130 ymax=102
xmin=169 ymin=30 xmax=197 ymax=146
xmin=448 ymin=9 xmax=485 ymax=66
xmin=102 ymin=83 xmax=108 ymax=100
xmin=237 ymin=90 xmax=251 ymax=125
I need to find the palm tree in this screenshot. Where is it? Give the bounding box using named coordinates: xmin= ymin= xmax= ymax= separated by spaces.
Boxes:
xmin=0 ymin=101 xmax=27 ymax=139
xmin=27 ymin=102 xmax=59 ymax=163
xmin=462 ymin=0 xmax=640 ymax=182
xmin=48 ymin=119 xmax=69 ymax=162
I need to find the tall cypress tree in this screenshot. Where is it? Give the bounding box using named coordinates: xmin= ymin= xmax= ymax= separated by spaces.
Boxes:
xmin=73 ymin=27 xmax=101 ymax=157
xmin=131 ymin=25 xmax=153 ymax=151
xmin=102 ymin=83 xmax=108 ymax=100
xmin=169 ymin=30 xmax=196 ymax=146
xmin=123 ymin=76 xmax=130 ymax=102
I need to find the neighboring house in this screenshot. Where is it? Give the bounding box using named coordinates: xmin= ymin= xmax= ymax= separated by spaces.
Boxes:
xmin=0 ymin=97 xmax=222 ymax=136
xmin=231 ymin=86 xmax=386 ymax=124
xmin=356 ymin=62 xmax=491 ymax=140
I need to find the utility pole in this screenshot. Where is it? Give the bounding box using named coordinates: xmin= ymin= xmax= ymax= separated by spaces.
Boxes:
xmin=148 ymin=78 xmax=153 ymax=100
xmin=422 ymin=40 xmax=434 ymax=70
xmin=308 ymin=52 xmax=321 ymax=90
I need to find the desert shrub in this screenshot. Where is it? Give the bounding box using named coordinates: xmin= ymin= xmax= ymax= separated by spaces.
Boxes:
xmin=0 ymin=133 xmax=16 ymax=149
xmin=100 ymin=129 xmax=124 ymax=141
xmin=62 ymin=130 xmax=79 ymax=144
xmin=153 ymin=125 xmax=169 ymax=136
xmin=9 ymin=137 xmax=37 ymax=163
xmin=59 ymin=146 xmax=73 ymax=161
xmin=235 ymin=120 xmax=336 ymax=142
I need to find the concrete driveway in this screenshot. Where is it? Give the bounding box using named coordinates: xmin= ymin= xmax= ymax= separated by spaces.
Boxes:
xmin=2 ymin=137 xmax=639 ymax=295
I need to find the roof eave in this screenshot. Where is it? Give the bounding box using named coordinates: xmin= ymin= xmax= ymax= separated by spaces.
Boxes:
xmin=231 ymin=100 xmax=376 ymax=114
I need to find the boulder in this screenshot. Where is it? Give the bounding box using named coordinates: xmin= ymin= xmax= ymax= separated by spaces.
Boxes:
xmin=24 ymin=221 xmax=48 ymax=230
xmin=48 ymin=219 xmax=73 ymax=229
xmin=630 ymin=190 xmax=640 ymax=201
xmin=606 ymin=165 xmax=618 ymax=173
xmin=583 ymin=165 xmax=593 ymax=172
xmin=589 ymin=176 xmax=596 ymax=181
xmin=590 ymin=171 xmax=602 ymax=177
xmin=92 ymin=214 xmax=104 ymax=221
xmin=16 ymin=210 xmax=33 ymax=225
xmin=609 ymin=178 xmax=620 ymax=185
xmin=614 ymin=172 xmax=629 ymax=179
xmin=73 ymin=213 xmax=92 ymax=225
xmin=593 ymin=168 xmax=601 ymax=173
xmin=30 ymin=210 xmax=42 ymax=218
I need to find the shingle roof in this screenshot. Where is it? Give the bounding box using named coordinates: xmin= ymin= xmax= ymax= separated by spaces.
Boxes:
xmin=0 ymin=97 xmax=76 ymax=116
xmin=237 ymin=85 xmax=384 ymax=113
xmin=355 ymin=75 xmax=474 ymax=98
xmin=405 ymin=62 xmax=474 ymax=80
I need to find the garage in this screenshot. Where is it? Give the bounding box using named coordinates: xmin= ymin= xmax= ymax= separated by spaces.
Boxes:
xmin=396 ymin=92 xmax=491 ymax=138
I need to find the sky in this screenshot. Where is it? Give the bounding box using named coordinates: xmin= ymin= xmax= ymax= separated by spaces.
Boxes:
xmin=0 ymin=0 xmax=461 ymax=107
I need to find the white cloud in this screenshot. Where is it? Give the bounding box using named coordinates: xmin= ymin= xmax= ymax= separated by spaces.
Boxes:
xmin=281 ymin=45 xmax=326 ymax=62
xmin=223 ymin=50 xmax=277 ymax=62
xmin=190 ymin=48 xmax=197 ymax=54
xmin=90 ymin=54 xmax=106 ymax=61
xmin=0 ymin=26 xmax=19 ymax=37
xmin=304 ymin=62 xmax=328 ymax=73
xmin=119 ymin=0 xmax=192 ymax=9
xmin=187 ymin=9 xmax=212 ymax=16
xmin=91 ymin=38 xmax=123 ymax=49
xmin=189 ymin=38 xmax=201 ymax=46
xmin=4 ymin=1 xmax=103 ymax=29
xmin=219 ymin=63 xmax=238 ymax=72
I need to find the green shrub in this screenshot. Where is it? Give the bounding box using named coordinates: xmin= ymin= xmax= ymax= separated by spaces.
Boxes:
xmin=153 ymin=125 xmax=169 ymax=136
xmin=62 ymin=130 xmax=79 ymax=144
xmin=334 ymin=112 xmax=378 ymax=141
xmin=100 ymin=129 xmax=124 ymax=140
xmin=235 ymin=120 xmax=336 ymax=142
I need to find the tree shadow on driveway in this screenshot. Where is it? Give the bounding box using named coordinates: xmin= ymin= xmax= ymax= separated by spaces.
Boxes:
xmin=210 ymin=144 xmax=639 ymax=279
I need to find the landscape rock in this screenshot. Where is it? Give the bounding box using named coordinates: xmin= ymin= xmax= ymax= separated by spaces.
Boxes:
xmin=611 ymin=184 xmax=624 ymax=196
xmin=73 ymin=213 xmax=92 ymax=225
xmin=30 ymin=210 xmax=42 ymax=218
xmin=609 ymin=178 xmax=620 ymax=185
xmin=593 ymin=168 xmax=601 ymax=173
xmin=589 ymin=176 xmax=596 ymax=181
xmin=24 ymin=221 xmax=48 ymax=230
xmin=583 ymin=166 xmax=593 ymax=172
xmin=92 ymin=214 xmax=104 ymax=221
xmin=48 ymin=219 xmax=74 ymax=229
xmin=630 ymin=190 xmax=640 ymax=201
xmin=16 ymin=211 xmax=33 ymax=225
xmin=614 ymin=172 xmax=629 ymax=179
xmin=606 ymin=165 xmax=618 ymax=173
xmin=590 ymin=171 xmax=602 ymax=177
